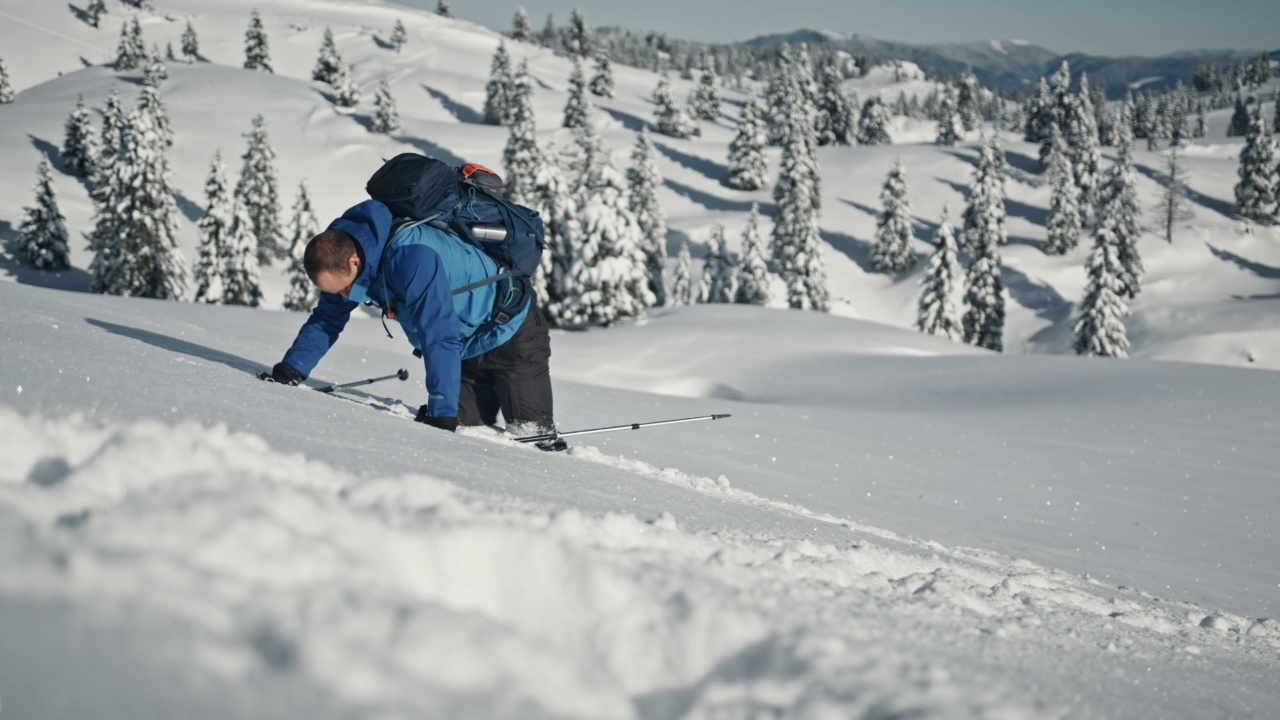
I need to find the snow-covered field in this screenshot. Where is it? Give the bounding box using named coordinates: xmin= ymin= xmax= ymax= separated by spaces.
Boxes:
xmin=1 ymin=1 xmax=1278 ymax=718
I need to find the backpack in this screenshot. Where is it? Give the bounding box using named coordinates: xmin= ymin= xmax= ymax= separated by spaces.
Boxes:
xmin=365 ymin=153 xmax=546 ymax=334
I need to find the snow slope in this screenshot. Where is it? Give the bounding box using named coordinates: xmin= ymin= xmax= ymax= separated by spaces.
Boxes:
xmin=0 ymin=1 xmax=1279 ymax=717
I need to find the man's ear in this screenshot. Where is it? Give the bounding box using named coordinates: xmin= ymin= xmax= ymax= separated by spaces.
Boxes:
xmin=348 ymin=252 xmax=361 ymax=272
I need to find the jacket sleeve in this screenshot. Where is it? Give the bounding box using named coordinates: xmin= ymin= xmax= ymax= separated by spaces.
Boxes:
xmin=387 ymin=244 xmax=463 ymax=418
xmin=282 ymin=292 xmax=359 ymax=376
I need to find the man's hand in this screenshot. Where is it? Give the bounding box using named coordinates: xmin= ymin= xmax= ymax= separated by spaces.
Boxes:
xmin=415 ymin=405 xmax=458 ymax=432
xmin=258 ymin=362 xmax=306 ymax=386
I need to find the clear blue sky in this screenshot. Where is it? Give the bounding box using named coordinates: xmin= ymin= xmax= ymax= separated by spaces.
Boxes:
xmin=391 ymin=0 xmax=1277 ymax=56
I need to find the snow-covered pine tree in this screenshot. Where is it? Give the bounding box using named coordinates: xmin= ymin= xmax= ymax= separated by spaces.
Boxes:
xmin=87 ymin=97 xmax=189 ymax=300
xmin=1069 ymin=75 xmax=1103 ymax=226
xmin=1045 ymin=125 xmax=1083 ymax=255
xmin=734 ymin=204 xmax=771 ymax=305
xmin=501 ymin=60 xmax=539 ymax=204
xmin=935 ymin=85 xmax=962 ymax=146
xmin=181 ymin=21 xmax=198 ymax=63
xmin=652 ymin=73 xmax=698 ymax=138
xmin=234 ymin=114 xmax=284 ymax=263
xmin=1234 ymin=104 xmax=1275 ymax=223
xmin=764 ymin=44 xmax=796 ymax=145
xmin=389 ymin=19 xmax=407 ymax=53
xmin=728 ymin=91 xmax=769 ymax=191
xmin=372 ymin=76 xmax=399 ymax=133
xmin=87 ymin=0 xmax=106 ymax=28
xmin=670 ymin=240 xmax=693 ymax=307
xmin=870 ymin=159 xmax=917 ymax=273
xmin=135 ymin=78 xmax=172 ymax=152
xmin=98 ymin=85 xmax=126 ymax=168
xmin=628 ymin=128 xmax=668 ymax=306
xmin=698 ymin=224 xmax=736 ymax=303
xmin=692 ymin=67 xmax=722 ymax=121
xmin=62 ymin=96 xmax=99 ymax=178
xmin=529 ymin=143 xmax=579 ymax=316
xmin=0 ymin=58 xmax=12 ymax=104
xmin=815 ymin=58 xmax=854 ymax=146
xmin=956 ymin=73 xmax=982 ymax=132
xmin=961 ymin=137 xmax=1007 ymax=351
xmin=1049 ymin=60 xmax=1073 ymax=133
xmin=916 ymin=205 xmax=963 ymax=340
xmin=1072 ymin=215 xmax=1131 ymax=358
xmin=1227 ymin=95 xmax=1250 ymax=137
xmin=333 ymin=59 xmax=360 ymax=108
xmin=283 ymin=181 xmax=320 ymax=311
xmin=1274 ymin=97 xmax=1280 ymax=134
xmin=437 ymin=0 xmax=451 ymax=18
xmin=590 ymin=52 xmax=614 ymax=98
xmin=538 ymin=13 xmax=557 ymax=48
xmin=563 ymin=57 xmax=589 ymax=129
xmin=483 ymin=42 xmax=514 ymax=126
xmin=771 ymin=89 xmax=829 ymax=312
xmin=1195 ymin=102 xmax=1208 ymax=138
xmin=143 ymin=46 xmax=167 ymax=88
xmin=510 ymin=7 xmax=532 ymax=43
xmin=1023 ymin=76 xmax=1053 ymax=143
xmin=18 ymin=156 xmax=71 ymax=271
xmin=243 ymin=10 xmax=272 ymax=73
xmin=220 ymin=196 xmax=262 ymax=307
xmin=194 ymin=153 xmax=232 ymax=304
xmin=115 ymin=19 xmax=145 ymax=71
xmin=1100 ymin=103 xmax=1144 ymax=299
xmin=312 ymin=28 xmax=343 ymax=85
xmin=565 ymin=8 xmax=591 ymax=58
xmin=1157 ymin=145 xmax=1194 ymax=242
xmin=857 ymin=96 xmax=892 ymax=145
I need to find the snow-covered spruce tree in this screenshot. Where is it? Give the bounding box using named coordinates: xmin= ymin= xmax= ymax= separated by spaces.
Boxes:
xmin=221 ymin=196 xmax=262 ymax=307
xmin=510 ymin=7 xmax=532 ymax=43
xmin=1045 ymin=126 xmax=1083 ymax=255
xmin=181 ymin=21 xmax=198 ymax=63
xmin=501 ymin=60 xmax=539 ymax=204
xmin=19 ymin=156 xmax=71 ymax=271
xmin=564 ymin=8 xmax=591 ymax=58
xmin=1072 ymin=216 xmax=1131 ymax=358
xmin=1227 ymin=95 xmax=1250 ymax=137
xmin=917 ymin=205 xmax=963 ymax=340
xmin=1068 ymin=75 xmax=1103 ymax=226
xmin=436 ymin=0 xmax=451 ymax=18
xmin=98 ymin=85 xmax=126 ymax=169
xmin=1235 ymin=104 xmax=1276 ymax=223
xmin=389 ymin=19 xmax=407 ymax=53
xmin=143 ymin=46 xmax=168 ymax=88
xmin=1023 ymin=76 xmax=1053 ymax=143
xmin=87 ymin=0 xmax=107 ymax=28
xmin=1274 ymin=97 xmax=1280 ymax=134
xmin=652 ymin=73 xmax=698 ymax=139
xmin=538 ymin=13 xmax=557 ymax=48
xmin=935 ymin=85 xmax=962 ymax=146
xmin=815 ymin=58 xmax=854 ymax=146
xmin=529 ymin=143 xmax=579 ymax=315
xmin=764 ymin=44 xmax=796 ymax=145
xmin=956 ymin=73 xmax=982 ymax=133
xmin=312 ymin=29 xmax=343 ymax=85
xmin=960 ymin=138 xmax=1008 ymax=351
xmin=483 ymin=42 xmax=514 ymax=126
xmin=734 ymin=204 xmax=771 ymax=305
xmin=283 ymin=181 xmax=320 ymax=311
xmin=857 ymin=96 xmax=892 ymax=145
xmin=372 ymin=77 xmax=399 ymax=133
xmin=62 ymin=96 xmax=99 ymax=178
xmin=135 ymin=79 xmax=172 ymax=152
xmin=1157 ymin=145 xmax=1194 ymax=242
xmin=563 ymin=57 xmax=589 ymax=129
xmin=628 ymin=128 xmax=668 ymax=307
xmin=115 ymin=19 xmax=145 ymax=71
xmin=590 ymin=52 xmax=614 ymax=98
xmin=1049 ymin=60 xmax=1073 ymax=132
xmin=771 ymin=96 xmax=829 ymax=312
xmin=728 ymin=91 xmax=769 ymax=191
xmin=871 ymin=159 xmax=917 ymax=273
xmin=1100 ymin=103 xmax=1144 ymax=299
xmin=234 ymin=114 xmax=284 ymax=263
xmin=0 ymin=59 xmax=13 ymax=104
xmin=692 ymin=67 xmax=721 ymax=121
xmin=670 ymin=240 xmax=693 ymax=307
xmin=698 ymin=224 xmax=736 ymax=304
xmin=244 ymin=10 xmax=272 ymax=73
xmin=87 ymin=99 xmax=188 ymax=300
xmin=194 ymin=153 xmax=232 ymax=304
xmin=1195 ymin=102 xmax=1209 ymax=138
xmin=333 ymin=59 xmax=360 ymax=108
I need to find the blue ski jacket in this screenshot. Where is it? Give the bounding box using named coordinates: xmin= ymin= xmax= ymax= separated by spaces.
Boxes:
xmin=282 ymin=200 xmax=530 ymax=418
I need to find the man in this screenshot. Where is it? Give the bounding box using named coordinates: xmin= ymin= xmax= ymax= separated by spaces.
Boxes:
xmin=261 ymin=198 xmax=556 ymax=441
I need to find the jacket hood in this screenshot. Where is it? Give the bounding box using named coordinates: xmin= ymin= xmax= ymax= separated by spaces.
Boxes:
xmin=327 ymin=200 xmax=394 ymax=290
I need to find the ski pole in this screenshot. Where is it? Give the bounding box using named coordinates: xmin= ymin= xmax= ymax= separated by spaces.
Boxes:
xmin=514 ymin=414 xmax=731 ymax=443
xmin=316 ymin=368 xmax=410 ymax=394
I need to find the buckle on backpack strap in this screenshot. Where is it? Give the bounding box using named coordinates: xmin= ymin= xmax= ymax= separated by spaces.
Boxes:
xmin=494 ymin=311 xmax=511 ymax=325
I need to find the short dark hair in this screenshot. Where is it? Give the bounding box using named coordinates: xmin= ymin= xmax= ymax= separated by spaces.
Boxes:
xmin=303 ymin=230 xmax=359 ymax=282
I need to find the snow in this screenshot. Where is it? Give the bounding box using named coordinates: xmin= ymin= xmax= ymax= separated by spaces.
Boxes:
xmin=2 ymin=1 xmax=1279 ymax=717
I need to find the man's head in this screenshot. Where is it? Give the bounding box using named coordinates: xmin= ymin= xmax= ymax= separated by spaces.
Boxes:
xmin=304 ymin=230 xmax=362 ymax=297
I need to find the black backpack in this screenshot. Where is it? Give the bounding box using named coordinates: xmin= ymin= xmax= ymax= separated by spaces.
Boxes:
xmin=366 ymin=153 xmax=546 ymax=332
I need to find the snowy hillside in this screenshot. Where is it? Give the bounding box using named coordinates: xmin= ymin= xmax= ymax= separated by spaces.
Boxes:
xmin=1 ymin=1 xmax=1279 ymax=717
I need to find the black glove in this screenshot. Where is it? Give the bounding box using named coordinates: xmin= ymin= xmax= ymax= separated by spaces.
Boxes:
xmin=258 ymin=361 xmax=306 ymax=386
xmin=415 ymin=405 xmax=458 ymax=432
